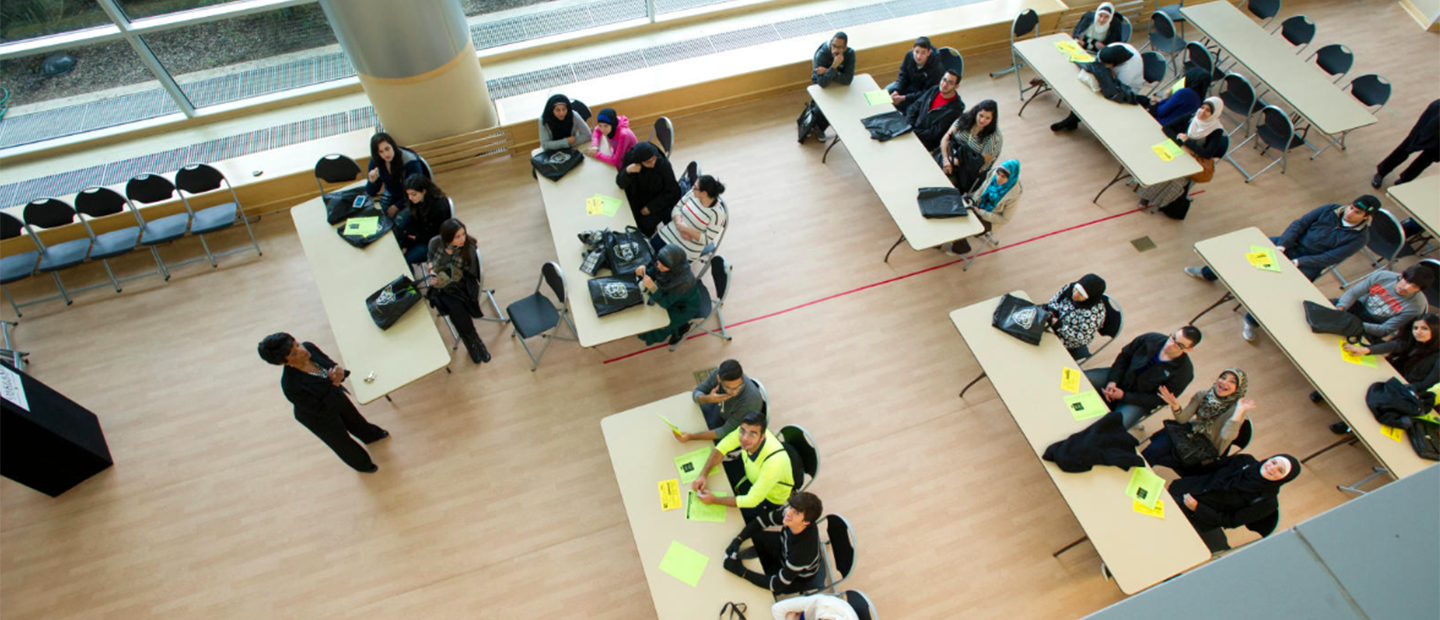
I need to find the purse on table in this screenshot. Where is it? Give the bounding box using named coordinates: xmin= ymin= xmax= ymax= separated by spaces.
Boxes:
xmin=365 ymin=275 xmax=422 ymax=330
xmin=917 ymin=186 xmax=967 ymax=219
xmin=992 ymin=293 xmax=1053 ymax=346
xmin=588 ymin=275 xmax=644 ymax=317
xmin=1302 ymin=300 xmax=1364 ymax=343
xmin=531 ymin=148 xmax=584 ymax=181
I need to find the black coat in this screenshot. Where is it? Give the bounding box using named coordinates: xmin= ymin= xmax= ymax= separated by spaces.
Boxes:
xmin=1042 ymin=410 xmax=1146 ymax=472
xmin=1081 ymin=61 xmax=1141 ymax=105
xmin=904 ymin=85 xmax=965 ymax=152
xmin=1169 ymin=455 xmax=1281 ymax=530
xmin=1103 ymin=332 xmax=1195 ymax=411
xmin=615 ymin=148 xmax=681 ymax=237
xmin=281 ymin=343 xmax=351 ymax=420
xmin=893 ymin=50 xmax=945 ymax=107
xmin=398 ymin=197 xmax=447 ymax=253
xmin=1401 ymin=99 xmax=1439 ymax=152
xmin=1162 ymin=115 xmax=1227 ymax=159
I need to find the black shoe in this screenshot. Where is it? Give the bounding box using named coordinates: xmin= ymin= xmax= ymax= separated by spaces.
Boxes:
xmin=1370 ymin=173 xmax=1383 ymax=189
xmin=364 ymin=429 xmax=390 ymax=444
xmin=358 ymin=463 xmax=379 ymax=473
xmin=463 ymin=336 xmax=483 ymax=364
xmin=1308 ymin=391 xmax=1324 ymax=404
xmin=1329 ymin=422 xmax=1352 ymax=435
xmin=478 ymin=341 xmax=491 ymax=364
xmin=1050 ymin=120 xmax=1072 ymax=132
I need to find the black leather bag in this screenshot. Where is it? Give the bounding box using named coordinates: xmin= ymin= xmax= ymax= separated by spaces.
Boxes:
xmin=861 ymin=111 xmax=912 ymax=141
xmin=588 ymin=275 xmax=644 ymax=317
xmin=324 ymin=187 xmax=368 ymax=224
xmin=334 ymin=204 xmax=394 ymax=248
xmin=1409 ymin=418 xmax=1440 ymax=461
xmin=365 ymin=275 xmax=422 ymax=330
xmin=917 ymin=186 xmax=967 ymax=219
xmin=992 ymin=293 xmax=1053 ymax=345
xmin=1303 ymin=300 xmax=1364 ymax=342
xmin=796 ymin=101 xmax=828 ymax=143
xmin=1366 ymin=377 xmax=1432 ymax=430
xmin=945 ymin=141 xmax=987 ymax=193
xmin=531 ymin=148 xmax=584 ymax=181
xmin=604 ymin=227 xmax=653 ymax=275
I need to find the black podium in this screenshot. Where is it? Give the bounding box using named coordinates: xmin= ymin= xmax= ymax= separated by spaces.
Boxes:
xmin=1 ymin=364 xmax=113 ymax=497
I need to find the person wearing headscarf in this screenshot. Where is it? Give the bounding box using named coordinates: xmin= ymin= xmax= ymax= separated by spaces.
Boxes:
xmin=942 ymin=159 xmax=1022 ymax=257
xmin=1169 ymin=454 xmax=1299 ymax=533
xmin=1144 ymin=369 xmax=1253 ymax=473
xmin=1147 ymin=67 xmax=1213 ymax=126
xmin=1044 ymin=274 xmax=1109 ymax=360
xmin=1372 ymin=99 xmax=1438 ymax=189
xmin=1051 ymin=43 xmax=1144 ymax=132
xmin=1139 ymin=97 xmax=1227 ymax=210
xmin=537 ymin=94 xmax=592 ymax=152
xmin=615 ymin=141 xmax=681 ymax=237
xmin=636 ymin=244 xmax=706 ymax=346
xmin=812 ymin=32 xmax=855 ymax=88
xmin=586 ymin=107 xmax=637 ymax=169
xmin=1072 ymin=2 xmax=1125 ymax=53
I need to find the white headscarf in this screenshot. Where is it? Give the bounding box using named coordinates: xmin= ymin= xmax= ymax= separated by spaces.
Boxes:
xmin=1088 ymin=3 xmax=1116 ymax=41
xmin=1187 ymin=97 xmax=1226 ymax=138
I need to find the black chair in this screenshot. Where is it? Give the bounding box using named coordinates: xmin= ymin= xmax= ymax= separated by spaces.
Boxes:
xmin=1157 ymin=1 xmax=1185 ymax=38
xmin=686 ymin=254 xmax=733 ymax=345
xmin=678 ymin=161 xmax=701 ymax=195
xmin=991 ymin=9 xmax=1041 ymax=100
xmin=795 ymin=514 xmax=857 ymax=597
xmin=1416 ymin=259 xmax=1440 ymax=308
xmin=504 ymin=261 xmax=576 ymax=371
xmin=1218 ymin=73 xmax=1263 ymax=137
xmin=74 ymin=186 xmax=158 ymax=291
xmin=1117 ymin=13 xmax=1133 ymax=43
xmin=0 ymin=213 xmax=41 ymax=316
xmin=1141 ymin=51 xmax=1169 ymax=97
xmin=936 ymin=46 xmax=963 ymax=82
xmin=1229 ymin=106 xmax=1305 ymax=182
xmin=1306 ymin=43 xmax=1354 ymax=84
xmin=1272 ymin=15 xmax=1316 ymax=55
xmin=125 ymin=173 xmax=193 ymax=280
xmin=779 ymin=424 xmax=819 ymax=492
xmin=22 ymin=198 xmax=95 ymax=307
xmin=175 ymin=163 xmax=262 ymax=266
xmin=1077 ymin=294 xmax=1124 ymax=367
xmin=843 ymin=590 xmax=878 ymax=620
xmin=1143 ymin=12 xmax=1187 ymax=73
xmin=313 ymin=153 xmax=363 ymax=195
xmin=1328 ymin=208 xmax=1405 ymax=287
xmin=1240 ymin=0 xmax=1281 ymax=28
xmin=1180 ymin=41 xmax=1222 ymax=87
xmin=649 ymin=116 xmax=674 ymax=158
xmin=1308 ymin=74 xmax=1391 ymax=158
xmin=1173 ymin=418 xmax=1254 ymax=477
xmin=570 ymin=99 xmax=592 ymax=122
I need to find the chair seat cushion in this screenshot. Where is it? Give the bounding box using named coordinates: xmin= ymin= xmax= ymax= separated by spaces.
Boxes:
xmin=140 ymin=214 xmax=190 ymax=245
xmin=90 ymin=227 xmax=142 ymax=260
xmin=505 ymin=292 xmax=560 ymax=339
xmin=191 ymin=203 xmax=238 ymax=235
xmin=37 ymin=238 xmax=92 ymax=271
xmin=1 ymin=251 xmax=39 ymax=284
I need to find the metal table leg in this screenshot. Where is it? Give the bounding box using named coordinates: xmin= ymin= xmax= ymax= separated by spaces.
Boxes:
xmin=884 ymin=234 xmax=907 ymax=263
xmin=959 ymin=372 xmax=989 ymax=398
xmin=1092 ymin=166 xmax=1132 ymax=204
xmin=1189 ymin=292 xmax=1235 ymax=325
xmin=822 ymin=135 xmax=842 ymax=164
xmin=1338 ymin=466 xmax=1388 ymax=495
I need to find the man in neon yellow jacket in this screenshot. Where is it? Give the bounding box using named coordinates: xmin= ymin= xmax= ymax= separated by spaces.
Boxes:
xmin=692 ymin=411 xmax=795 ymax=522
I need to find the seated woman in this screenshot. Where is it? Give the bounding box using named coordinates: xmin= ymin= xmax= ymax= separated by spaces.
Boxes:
xmin=1072 ymin=2 xmax=1125 ymax=53
xmin=653 ymin=175 xmax=728 ymax=261
xmin=1144 ymin=368 xmax=1254 ymax=474
xmin=538 ymin=94 xmax=591 ymax=153
xmin=367 ymin=132 xmax=430 ymax=213
xmin=395 ymin=175 xmax=449 ymax=265
xmin=636 ymin=244 xmax=706 ymax=346
xmin=937 ymin=99 xmax=1003 ymax=192
xmin=426 ymin=218 xmax=491 ymax=365
xmin=943 ymin=159 xmax=1022 ymax=256
xmin=1044 ymin=274 xmax=1108 ymax=360
xmin=586 ymin=108 xmax=637 ymax=169
xmin=1139 ymin=97 xmax=1227 ymax=210
xmin=615 ymin=142 xmax=681 ymax=237
xmin=1146 ymin=67 xmax=1212 ymax=127
xmin=1169 ymin=454 xmax=1299 ymax=535
xmin=1324 ymin=313 xmax=1438 ymax=433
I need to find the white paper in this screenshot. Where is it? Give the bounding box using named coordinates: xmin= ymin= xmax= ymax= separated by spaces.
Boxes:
xmin=0 ymin=364 xmax=28 ymax=412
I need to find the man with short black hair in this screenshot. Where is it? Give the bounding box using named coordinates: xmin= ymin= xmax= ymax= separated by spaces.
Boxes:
xmin=692 ymin=411 xmax=795 ymax=522
xmin=1336 ymin=265 xmax=1433 ymax=340
xmin=904 ymin=69 xmax=965 ymax=152
xmin=675 ymin=359 xmax=766 ymax=443
xmin=1083 ymin=327 xmax=1200 ymax=428
xmin=812 ymin=32 xmax=855 ymax=88
xmin=722 ymin=491 xmax=824 ymax=595
xmin=888 ymin=36 xmax=944 ymax=113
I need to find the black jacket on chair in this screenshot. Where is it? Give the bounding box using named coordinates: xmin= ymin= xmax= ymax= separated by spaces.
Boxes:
xmin=1102 ymin=332 xmax=1195 ymax=412
xmin=904 ymin=85 xmax=965 ymax=152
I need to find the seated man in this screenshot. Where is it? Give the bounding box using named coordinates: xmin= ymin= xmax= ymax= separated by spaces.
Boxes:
xmin=812 ymin=31 xmax=855 ymax=88
xmin=1335 ymin=265 xmax=1433 ymax=341
xmin=1185 ymin=195 xmax=1378 ymax=283
xmin=692 ymin=411 xmax=795 ymax=522
xmin=723 ymin=492 xmax=824 ymax=596
xmin=904 ymin=69 xmax=964 ymax=153
xmin=675 ymin=359 xmax=766 ymax=444
xmin=888 ymin=36 xmax=944 ymax=113
xmin=1083 ymin=327 xmax=1200 ymax=429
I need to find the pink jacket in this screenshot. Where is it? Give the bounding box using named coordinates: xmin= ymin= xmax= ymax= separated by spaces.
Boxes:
xmin=592 ymin=115 xmax=638 ymax=169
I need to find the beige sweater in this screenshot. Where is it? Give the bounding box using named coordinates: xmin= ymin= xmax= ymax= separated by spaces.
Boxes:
xmin=969 ymin=177 xmax=1024 ymax=230
xmin=1173 ymin=393 xmax=1244 ymax=455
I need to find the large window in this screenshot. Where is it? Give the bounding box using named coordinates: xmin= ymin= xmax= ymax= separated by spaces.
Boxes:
xmin=0 ymin=1 xmax=112 ymax=44
xmin=0 ymin=39 xmax=168 ymax=148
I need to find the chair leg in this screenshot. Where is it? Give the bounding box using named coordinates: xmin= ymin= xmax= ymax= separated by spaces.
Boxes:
xmin=197 ymin=235 xmax=218 ymax=268
xmin=149 ymin=246 xmax=172 ymax=280
xmin=101 ymin=259 xmax=122 ymax=292
xmin=2 ymin=284 xmax=21 ymax=318
xmin=49 ymin=272 xmax=73 ymax=306
xmin=239 ymin=215 xmax=263 ymax=256
xmin=444 ymin=315 xmax=460 ymax=351
xmin=532 ymin=329 xmax=556 ymax=371
xmin=480 ymin=289 xmax=508 ymax=323
xmin=514 ymin=332 xmax=541 ymax=371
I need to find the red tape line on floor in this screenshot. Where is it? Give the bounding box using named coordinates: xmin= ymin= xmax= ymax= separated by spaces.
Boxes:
xmin=602 ymin=207 xmax=1145 ymax=364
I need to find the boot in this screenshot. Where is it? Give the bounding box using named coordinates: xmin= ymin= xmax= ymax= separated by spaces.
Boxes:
xmin=476 ymin=338 xmax=491 ymax=363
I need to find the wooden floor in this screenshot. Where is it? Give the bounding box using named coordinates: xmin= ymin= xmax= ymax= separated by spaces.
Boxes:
xmin=2 ymin=0 xmax=1436 ymax=617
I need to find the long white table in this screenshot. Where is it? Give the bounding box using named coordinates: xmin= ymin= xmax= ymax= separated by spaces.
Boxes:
xmin=600 ymin=393 xmax=769 ymax=619
xmin=1192 ymin=228 xmax=1431 ymax=488
xmin=1386 ymin=174 xmax=1439 ymax=240
xmin=1015 ymin=34 xmax=1202 ymax=203
xmin=534 ymin=150 xmax=669 ymax=348
xmin=290 ymin=197 xmax=450 ymax=404
xmin=952 ymin=293 xmax=1211 ymax=594
xmin=806 ymin=73 xmax=985 ymax=261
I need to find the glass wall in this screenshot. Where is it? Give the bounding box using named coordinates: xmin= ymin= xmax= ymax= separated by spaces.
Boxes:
xmin=0 ymin=39 xmax=168 ymax=148
xmin=0 ymin=1 xmax=112 ymax=44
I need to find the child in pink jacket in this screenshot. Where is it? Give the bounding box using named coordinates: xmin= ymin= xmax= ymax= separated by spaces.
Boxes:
xmin=589 ymin=108 xmax=638 ymax=169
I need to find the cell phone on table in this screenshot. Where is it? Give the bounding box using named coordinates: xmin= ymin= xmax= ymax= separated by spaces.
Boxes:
xmin=353 ymin=196 xmax=367 ymax=209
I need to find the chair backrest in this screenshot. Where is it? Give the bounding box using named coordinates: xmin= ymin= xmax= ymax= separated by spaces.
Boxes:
xmin=540 ymin=261 xmax=566 ymax=305
xmin=1221 ymin=73 xmax=1258 ymax=113
xmin=1257 ymin=105 xmax=1295 ymax=143
xmin=1347 ymin=74 xmax=1391 ymax=111
xmin=1117 ymin=13 xmax=1132 ymax=43
xmin=679 ymin=160 xmax=700 ymax=192
xmin=1367 ymin=208 xmax=1406 ymax=264
xmin=1186 ymin=41 xmax=1214 ymax=73
xmin=1099 ymin=294 xmax=1123 ymax=338
xmin=314 ymin=153 xmax=362 ymax=185
xmin=751 ymin=376 xmax=770 ymax=408
xmin=710 ymin=255 xmax=730 ymax=302
xmin=1150 ymin=11 xmax=1177 ymax=40
xmin=570 ymin=99 xmax=592 ymax=122
xmin=653 ymin=116 xmax=674 ymax=158
xmin=23 ymin=198 xmax=77 ymax=230
xmin=74 ymin=186 xmax=130 ymax=219
xmin=1141 ymin=51 xmax=1167 ymax=85
xmin=174 ymin=163 xmax=230 ymax=195
xmin=778 ymin=424 xmax=819 ymax=490
xmin=0 ymin=212 xmax=25 ymax=241
xmin=1308 ymin=44 xmax=1353 ymax=82
xmin=937 ymin=47 xmax=963 ymax=82
xmin=822 ymin=514 xmax=857 ymax=584
xmin=1014 ymin=8 xmax=1039 ymax=38
xmin=1230 ymin=418 xmax=1254 ymax=454
xmin=843 ymin=590 xmax=877 ymax=620
xmin=125 ymin=173 xmax=177 ymax=205
xmin=1277 ymin=15 xmax=1315 ymax=49
xmin=1246 ymin=0 xmax=1280 ymax=20
xmin=1417 ymin=259 xmax=1440 ymax=308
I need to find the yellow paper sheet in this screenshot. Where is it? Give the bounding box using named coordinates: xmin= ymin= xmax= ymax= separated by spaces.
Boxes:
xmin=585 ymin=197 xmax=603 ymax=216
xmin=1151 ymin=140 xmax=1183 ymax=162
xmin=596 ymin=194 xmax=622 ymax=217
xmin=1061 ymin=367 xmax=1082 ymax=394
xmin=1380 ymin=425 xmax=1405 ymax=442
xmin=1068 ymin=51 xmax=1095 ymax=63
xmin=1054 ymin=40 xmax=1082 ymax=54
xmin=658 ymin=541 xmax=709 ymax=587
xmin=1133 ymin=497 xmax=1166 ymax=519
xmin=659 ymin=479 xmax=682 ymax=511
xmin=1126 ymin=467 xmax=1165 ymax=510
xmin=1246 ymin=245 xmax=1282 ymax=272
xmin=1339 ymin=339 xmax=1378 ymax=368
xmin=1171 ymin=77 xmax=1186 ymax=94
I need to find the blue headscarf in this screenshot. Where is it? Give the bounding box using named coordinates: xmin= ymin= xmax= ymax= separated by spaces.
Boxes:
xmin=976 ymin=159 xmax=1020 ymax=212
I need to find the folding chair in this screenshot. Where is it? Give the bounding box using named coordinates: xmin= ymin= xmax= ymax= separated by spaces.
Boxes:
xmin=1272 ymin=15 xmax=1316 ymax=55
xmin=779 ymin=424 xmax=819 ymax=492
xmin=648 ymin=116 xmax=674 ymax=158
xmin=792 ymin=514 xmax=857 ymax=597
xmin=989 ymin=9 xmax=1041 ymax=100
xmin=843 ymin=590 xmax=878 ymax=620
xmin=1141 ymin=12 xmax=1188 ymax=74
xmin=569 ymin=99 xmax=592 ymax=122
xmin=1218 ymin=73 xmax=1263 ymax=138
xmin=686 ymin=254 xmax=733 ymax=346
xmin=1306 ymin=44 xmax=1354 ymax=84
xmin=1228 ymin=106 xmax=1305 ymax=182
xmin=1076 ymin=294 xmax=1124 ymax=367
xmin=1417 ymin=259 xmax=1440 ymax=308
xmin=74 ymin=186 xmax=160 ymax=291
xmin=124 ymin=173 xmax=193 ymax=280
xmin=678 ymin=161 xmax=701 ymax=196
xmin=1325 ymin=208 xmax=1405 ymax=287
xmin=1142 ymin=51 xmax=1170 ymax=97
xmin=1312 ymin=74 xmax=1390 ymax=158
xmin=1239 ymin=0 xmax=1281 ymax=28
xmin=1158 ymin=1 xmax=1186 ymax=39
xmin=174 ymin=163 xmax=263 ymax=266
xmin=314 ymin=153 xmax=363 ymax=195
xmin=431 ymin=242 xmax=508 ymax=351
xmin=0 ymin=213 xmax=41 ymax=316
xmin=936 ymin=47 xmax=963 ymax=82
xmin=1169 ymin=42 xmax=1220 ymax=92
xmin=504 ymin=261 xmax=576 ymax=371
xmin=22 ymin=198 xmax=95 ymax=307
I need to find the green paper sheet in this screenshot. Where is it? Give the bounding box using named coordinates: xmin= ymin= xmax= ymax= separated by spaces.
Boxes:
xmin=1064 ymin=390 xmax=1108 ymax=422
xmin=674 ymin=447 xmax=716 ymax=484
xmin=658 ymin=540 xmax=709 ymax=587
xmin=1171 ymin=77 xmax=1185 ymax=94
xmin=659 ymin=414 xmax=682 ymax=436
xmin=1126 ymin=467 xmax=1165 ymax=510
xmin=863 ymin=90 xmax=891 ymax=106
xmin=1246 ymin=244 xmax=1283 ymax=273
xmin=1338 ymin=338 xmax=1378 ymax=367
xmin=343 ymin=216 xmax=379 ymax=237
xmin=686 ymin=490 xmax=727 ymax=523
xmin=595 ymin=194 xmax=622 ymax=217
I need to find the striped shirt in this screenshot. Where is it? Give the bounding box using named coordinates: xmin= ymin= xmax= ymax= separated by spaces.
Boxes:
xmin=656 ymin=188 xmax=728 ymax=260
xmin=738 ymin=505 xmax=821 ymax=592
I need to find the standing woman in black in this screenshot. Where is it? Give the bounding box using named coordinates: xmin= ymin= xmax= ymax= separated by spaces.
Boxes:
xmin=615 ymin=142 xmax=681 ymax=237
xmin=258 ymin=333 xmax=389 ymax=473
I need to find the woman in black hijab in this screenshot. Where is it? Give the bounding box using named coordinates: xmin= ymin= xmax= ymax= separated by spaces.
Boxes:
xmin=1045 ymin=274 xmax=1108 ymax=360
xmin=635 ymin=243 xmax=705 ymax=346
xmin=538 ymin=94 xmax=591 ymax=152
xmin=1169 ymin=454 xmax=1300 ymax=533
xmin=615 ymin=141 xmax=681 ymax=237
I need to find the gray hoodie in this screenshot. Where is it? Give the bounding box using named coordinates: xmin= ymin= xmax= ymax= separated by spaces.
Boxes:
xmin=1337 ymin=270 xmax=1429 ymax=338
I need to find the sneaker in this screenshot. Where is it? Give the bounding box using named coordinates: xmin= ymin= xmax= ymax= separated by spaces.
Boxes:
xmin=1329 ymin=422 xmax=1352 ymax=435
xmin=1370 ymin=173 xmax=1383 ymax=190
xmin=1241 ymin=322 xmax=1256 ymax=342
xmin=1183 ymin=266 xmax=1207 ymax=280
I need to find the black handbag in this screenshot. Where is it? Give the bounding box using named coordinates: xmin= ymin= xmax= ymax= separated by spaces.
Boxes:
xmin=796 ymin=101 xmax=828 ymax=144
xmin=324 ymin=187 xmax=369 ymax=224
xmin=918 ymin=186 xmax=967 ymax=219
xmin=1303 ymin=300 xmax=1364 ymax=342
xmin=604 ymin=227 xmax=653 ymax=275
xmin=945 ymin=141 xmax=986 ymax=193
xmin=334 ymin=204 xmax=394 ymax=248
xmin=1409 ymin=417 xmax=1440 ymax=461
xmin=861 ymin=111 xmax=911 ymax=141
xmin=365 ymin=275 xmax=422 ymax=330
xmin=588 ymin=275 xmax=644 ymax=317
xmin=1366 ymin=377 xmax=1433 ymax=430
xmin=718 ymin=602 xmax=748 ymax=620
xmin=531 ymin=148 xmax=584 ymax=181
xmin=992 ymin=293 xmax=1053 ymax=345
